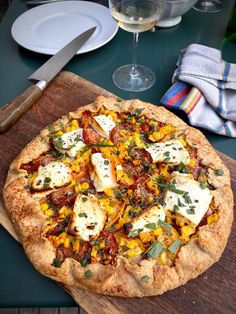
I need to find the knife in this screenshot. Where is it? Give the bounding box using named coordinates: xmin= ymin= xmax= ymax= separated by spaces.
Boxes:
xmin=0 ymin=26 xmax=96 ymax=133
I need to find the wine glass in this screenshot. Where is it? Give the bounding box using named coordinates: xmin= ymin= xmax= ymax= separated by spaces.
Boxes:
xmin=108 ymin=0 xmax=166 ymax=92
xmin=193 ymin=0 xmax=223 ymax=13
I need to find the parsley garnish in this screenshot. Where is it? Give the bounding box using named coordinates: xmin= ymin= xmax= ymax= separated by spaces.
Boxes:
xmin=128 ymin=228 xmax=143 ymax=238
xmin=186 ymin=206 xmax=195 ymax=214
xmin=132 ymin=108 xmax=144 ymax=117
xmin=157 ymin=219 xmax=172 ymax=230
xmin=178 ymin=198 xmax=185 ymax=207
xmin=43 ymin=177 xmax=51 ymax=187
xmin=215 ymin=169 xmax=224 ymax=176
xmin=200 ymin=179 xmax=207 ymax=189
xmin=85 ymin=270 xmax=93 ymax=279
xmin=52 ymin=257 xmax=62 ymax=268
xmin=176 ymin=162 xmax=189 ymax=173
xmin=79 ymin=212 xmax=88 ymax=218
xmin=146 ymin=241 xmax=164 ymax=259
xmin=141 ymin=275 xmax=150 ymax=282
xmin=183 ymin=191 xmax=192 ymax=204
xmin=149 ymin=176 xmax=185 ymax=195
xmin=107 ymin=225 xmax=117 ymax=232
xmin=144 ymin=223 xmax=157 ymax=230
xmin=82 ymin=196 xmax=88 ymax=202
xmin=173 ymin=204 xmax=179 ymax=213
xmin=113 ymin=188 xmax=126 ymax=200
xmin=168 ymin=240 xmax=183 ymax=254
xmin=47 ymin=124 xmax=55 ymax=132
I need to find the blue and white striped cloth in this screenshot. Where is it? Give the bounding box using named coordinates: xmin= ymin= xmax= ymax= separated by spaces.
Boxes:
xmin=161 ymin=44 xmax=236 ymax=137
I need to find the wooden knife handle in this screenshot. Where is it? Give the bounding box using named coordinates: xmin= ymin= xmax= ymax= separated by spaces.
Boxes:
xmin=0 ymin=85 xmax=42 ymax=133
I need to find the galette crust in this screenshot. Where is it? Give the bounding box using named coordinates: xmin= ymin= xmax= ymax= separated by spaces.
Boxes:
xmin=3 ymin=96 xmax=234 ymax=297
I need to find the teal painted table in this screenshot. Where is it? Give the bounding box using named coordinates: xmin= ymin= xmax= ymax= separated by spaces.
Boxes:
xmin=0 ymin=0 xmax=235 ymax=308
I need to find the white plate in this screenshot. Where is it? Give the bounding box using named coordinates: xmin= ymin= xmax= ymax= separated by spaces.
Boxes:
xmin=11 ymin=1 xmax=118 ymax=55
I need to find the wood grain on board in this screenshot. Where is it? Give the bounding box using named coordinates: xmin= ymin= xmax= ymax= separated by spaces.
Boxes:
xmin=0 ymin=72 xmax=235 ymax=314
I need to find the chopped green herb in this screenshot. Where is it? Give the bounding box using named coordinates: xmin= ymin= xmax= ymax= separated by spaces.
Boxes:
xmin=200 ymin=179 xmax=207 ymax=189
xmin=149 ymin=176 xmax=185 ymax=195
xmin=128 ymin=228 xmax=143 ymax=238
xmin=44 ymin=177 xmax=51 ymax=187
xmin=54 ymin=136 xmax=66 ymax=148
xmin=141 ymin=275 xmax=150 ymax=283
xmin=144 ymin=223 xmax=157 ymax=230
xmin=52 ymin=257 xmax=62 ymax=268
xmin=80 ymin=254 xmax=90 ymax=267
xmin=85 ymin=270 xmax=93 ymax=279
xmin=113 ymin=188 xmax=126 ymax=200
xmin=146 ymin=241 xmax=164 ymax=259
xmin=71 ymin=238 xmax=76 ymax=245
xmin=107 ymin=225 xmax=117 ymax=232
xmin=183 ymin=192 xmax=192 ymax=204
xmin=79 ymin=212 xmax=88 ymax=218
xmin=132 ymin=108 xmax=144 ymax=117
xmin=24 ymin=184 xmax=31 ymax=190
xmin=47 ymin=124 xmax=55 ymax=132
xmin=164 ymin=151 xmax=170 ymax=157
xmin=215 ymin=169 xmax=224 ymax=176
xmin=157 ymin=219 xmax=172 ymax=230
xmin=104 ymin=159 xmax=109 ymax=165
xmin=186 ymin=206 xmax=195 ymax=214
xmin=168 ymin=240 xmax=183 ymax=254
xmin=81 ymin=196 xmax=88 ymax=202
xmin=176 ymin=162 xmax=189 ymax=173
xmin=178 ymin=198 xmax=185 ymax=207
xmin=173 ymin=204 xmax=179 ymax=213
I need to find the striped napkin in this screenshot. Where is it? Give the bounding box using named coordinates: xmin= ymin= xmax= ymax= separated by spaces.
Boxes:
xmin=161 ymin=44 xmax=236 ymax=137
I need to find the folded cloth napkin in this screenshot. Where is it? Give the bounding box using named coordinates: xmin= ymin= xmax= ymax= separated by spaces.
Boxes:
xmin=161 ymin=43 xmax=236 ymax=137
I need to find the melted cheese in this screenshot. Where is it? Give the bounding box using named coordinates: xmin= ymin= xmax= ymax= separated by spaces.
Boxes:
xmin=57 ymin=129 xmax=85 ymax=157
xmin=145 ymin=140 xmax=190 ymax=164
xmin=90 ymin=153 xmax=118 ymax=192
xmin=164 ymin=172 xmax=213 ymax=226
xmin=32 ymin=161 xmax=72 ymax=190
xmin=70 ymin=194 xmax=107 ymax=241
xmin=130 ymin=205 xmax=166 ymax=233
xmin=92 ymin=115 xmax=116 ymax=138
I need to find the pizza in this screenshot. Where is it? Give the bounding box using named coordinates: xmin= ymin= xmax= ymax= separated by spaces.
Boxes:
xmin=3 ymin=96 xmax=233 ymax=297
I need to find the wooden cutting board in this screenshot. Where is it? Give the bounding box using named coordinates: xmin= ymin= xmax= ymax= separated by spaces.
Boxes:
xmin=0 ymin=71 xmax=235 ymax=314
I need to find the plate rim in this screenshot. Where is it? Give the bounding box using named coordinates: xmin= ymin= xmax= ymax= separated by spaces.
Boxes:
xmin=11 ymin=0 xmax=118 ymax=55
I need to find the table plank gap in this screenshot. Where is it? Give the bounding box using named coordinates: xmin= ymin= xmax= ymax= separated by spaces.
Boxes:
xmin=39 ymin=308 xmax=59 ymax=314
xmin=19 ymin=309 xmax=39 ymax=314
xmin=59 ymin=307 xmax=79 ymax=314
xmin=0 ymin=309 xmax=19 ymax=314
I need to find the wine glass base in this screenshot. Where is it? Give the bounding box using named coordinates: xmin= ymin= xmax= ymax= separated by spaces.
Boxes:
xmin=193 ymin=1 xmax=223 ymax=13
xmin=157 ymin=16 xmax=182 ymax=28
xmin=112 ymin=64 xmax=156 ymax=92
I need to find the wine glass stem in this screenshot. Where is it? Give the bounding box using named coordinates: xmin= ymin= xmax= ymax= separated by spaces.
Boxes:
xmin=130 ymin=32 xmax=139 ymax=77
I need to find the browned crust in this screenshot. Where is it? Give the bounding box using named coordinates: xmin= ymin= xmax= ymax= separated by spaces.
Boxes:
xmin=3 ymin=96 xmax=234 ymax=297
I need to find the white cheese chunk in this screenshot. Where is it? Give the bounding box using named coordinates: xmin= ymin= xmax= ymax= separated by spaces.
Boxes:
xmin=164 ymin=172 xmax=213 ymax=226
xmin=32 ymin=161 xmax=72 ymax=190
xmin=69 ymin=194 xmax=107 ymax=241
xmin=90 ymin=153 xmax=118 ymax=192
xmin=92 ymin=115 xmax=116 ymax=138
xmin=57 ymin=129 xmax=85 ymax=158
xmin=60 ymin=129 xmax=83 ymax=148
xmin=145 ymin=140 xmax=190 ymax=165
xmin=130 ymin=205 xmax=166 ymax=233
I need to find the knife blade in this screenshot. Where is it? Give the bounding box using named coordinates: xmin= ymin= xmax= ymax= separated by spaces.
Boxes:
xmin=0 ymin=26 xmax=96 ymax=133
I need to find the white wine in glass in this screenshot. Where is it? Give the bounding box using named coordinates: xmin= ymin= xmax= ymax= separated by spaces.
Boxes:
xmin=193 ymin=0 xmax=223 ymax=13
xmin=108 ymin=0 xmax=166 ymax=92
